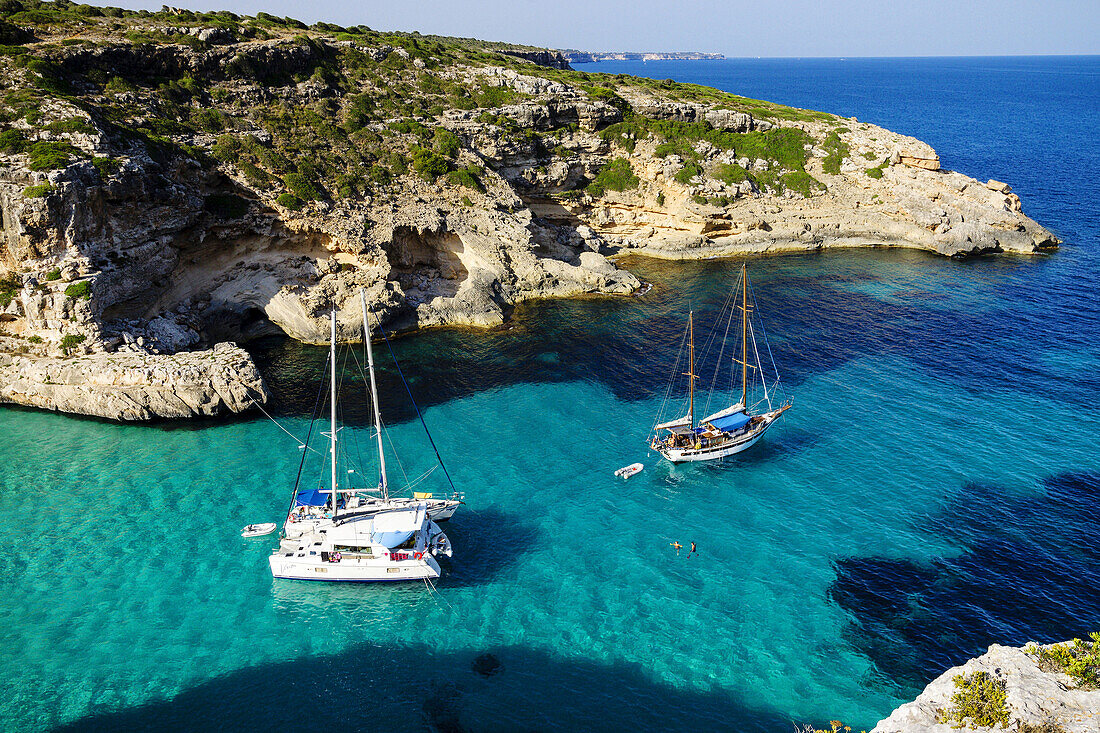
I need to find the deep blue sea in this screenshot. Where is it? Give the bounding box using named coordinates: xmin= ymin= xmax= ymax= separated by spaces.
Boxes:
xmin=3 ymin=57 xmax=1100 ymax=731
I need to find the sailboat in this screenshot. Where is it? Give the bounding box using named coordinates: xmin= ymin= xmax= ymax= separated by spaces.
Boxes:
xmin=649 ymin=265 xmax=790 ymax=462
xmin=268 ymin=293 xmax=456 ymax=582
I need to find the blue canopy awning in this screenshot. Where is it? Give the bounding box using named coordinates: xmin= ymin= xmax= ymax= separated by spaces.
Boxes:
xmin=294 ymin=488 xmax=329 ymax=507
xmin=707 ymin=411 xmax=751 ymax=432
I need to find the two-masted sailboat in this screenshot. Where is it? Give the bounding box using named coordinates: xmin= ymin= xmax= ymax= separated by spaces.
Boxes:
xmin=649 ymin=265 xmax=790 ymax=462
xmin=269 ymin=292 xmax=459 ymax=582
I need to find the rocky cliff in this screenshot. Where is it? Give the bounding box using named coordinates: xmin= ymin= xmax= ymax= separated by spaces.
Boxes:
xmin=871 ymin=640 xmax=1099 ymax=733
xmin=563 ymin=51 xmax=726 ymax=63
xmin=0 ymin=2 xmax=1057 ymax=420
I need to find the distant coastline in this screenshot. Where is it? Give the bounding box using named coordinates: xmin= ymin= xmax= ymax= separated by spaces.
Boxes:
xmin=562 ymin=51 xmax=725 ymax=63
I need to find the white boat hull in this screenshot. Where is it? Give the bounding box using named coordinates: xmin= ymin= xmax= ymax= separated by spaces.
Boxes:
xmin=269 ymin=552 xmax=441 ymax=582
xmin=655 ymin=412 xmax=781 ymax=463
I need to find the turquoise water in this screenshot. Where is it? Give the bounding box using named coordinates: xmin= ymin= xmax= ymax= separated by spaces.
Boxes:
xmin=4 ymin=58 xmax=1100 ymax=731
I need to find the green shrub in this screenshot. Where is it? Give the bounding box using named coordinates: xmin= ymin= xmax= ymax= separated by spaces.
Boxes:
xmin=27 ymin=335 xmax=42 ymax=344
xmin=27 ymin=141 xmax=83 ymax=171
xmin=275 ymin=193 xmax=303 ymax=210
xmin=432 ymin=127 xmax=460 ymax=157
xmin=104 ymin=75 xmax=137 ymax=94
xmin=91 ymin=157 xmax=121 ymax=179
xmin=191 ymin=109 xmax=226 ymax=133
xmin=862 ymin=151 xmax=878 ymax=160
xmin=64 ymin=281 xmax=91 ymax=300
xmin=587 ymin=157 xmax=639 ymax=196
xmin=44 ymin=268 xmax=61 ymax=281
xmin=656 ymin=191 xmax=665 ymax=206
xmin=654 ymin=139 xmax=698 ymax=160
xmin=675 ymin=161 xmax=703 ymax=184
xmin=937 ymin=671 xmax=1009 ymax=728
xmin=1027 ymin=634 xmax=1100 ymax=689
xmin=388 ymin=118 xmax=432 ymax=141
xmin=821 ymin=130 xmax=849 ymax=175
xmin=475 ymin=83 xmax=517 ymax=107
xmin=22 ymin=183 xmax=53 ymax=197
xmin=0 ymin=128 xmax=27 ymax=153
xmin=598 ymin=119 xmax=648 ymax=153
xmin=411 ymin=146 xmax=450 ymax=180
xmin=866 ymin=164 xmax=886 ymax=179
xmin=446 ymin=166 xmax=482 ymax=191
xmin=781 ymin=170 xmax=825 ymax=197
xmin=714 ymin=162 xmax=751 ymax=185
xmin=282 ymin=172 xmax=321 ymax=200
xmin=0 ymin=273 xmax=20 ymax=307
xmin=45 ymin=117 xmax=93 ymax=134
xmin=59 ymin=333 xmax=85 ymax=354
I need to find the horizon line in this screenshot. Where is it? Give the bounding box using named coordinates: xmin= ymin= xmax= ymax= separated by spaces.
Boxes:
xmin=575 ymin=52 xmax=1100 ymax=60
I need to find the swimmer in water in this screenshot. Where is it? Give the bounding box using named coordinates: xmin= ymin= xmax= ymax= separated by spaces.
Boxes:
xmin=689 ymin=541 xmax=697 ymax=557
xmin=670 ymin=541 xmax=683 ymax=556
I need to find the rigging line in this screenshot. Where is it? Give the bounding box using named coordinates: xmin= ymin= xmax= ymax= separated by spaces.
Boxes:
xmin=380 ymin=415 xmax=413 ymax=491
xmin=341 ymin=344 xmax=370 ymax=484
xmin=749 ymin=279 xmax=786 ymax=401
xmin=405 ymin=465 xmax=438 ymax=492
xmin=253 ymin=399 xmax=324 ymax=456
xmin=284 ymin=350 xmax=329 ymax=524
xmin=703 ymin=281 xmax=738 ymax=417
xmin=650 ymin=318 xmax=690 ymax=434
xmin=748 ymin=318 xmax=771 ymax=411
xmin=423 ymin=574 xmax=454 ymax=611
xmin=695 ymin=271 xmax=739 ymax=372
xmin=337 ymin=342 xmax=372 ymax=490
xmin=348 ymin=342 xmax=384 ymax=490
xmin=377 ymin=323 xmax=457 ymax=492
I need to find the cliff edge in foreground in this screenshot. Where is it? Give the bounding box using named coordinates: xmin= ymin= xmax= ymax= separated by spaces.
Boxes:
xmin=872 ymin=639 xmax=1099 ymax=733
xmin=0 ymin=3 xmax=1058 ymax=419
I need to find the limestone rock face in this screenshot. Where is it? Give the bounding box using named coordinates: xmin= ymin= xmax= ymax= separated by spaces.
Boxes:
xmin=0 ymin=342 xmax=266 ymax=421
xmin=872 ymin=642 xmax=1100 ymax=733
xmin=0 ymin=29 xmax=1057 ymax=420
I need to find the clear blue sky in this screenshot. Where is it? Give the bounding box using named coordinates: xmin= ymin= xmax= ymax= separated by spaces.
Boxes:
xmin=92 ymin=0 xmax=1098 ymax=57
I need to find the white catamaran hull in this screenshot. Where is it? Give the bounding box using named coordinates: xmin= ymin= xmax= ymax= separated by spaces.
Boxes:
xmin=269 ymin=553 xmax=442 ymax=582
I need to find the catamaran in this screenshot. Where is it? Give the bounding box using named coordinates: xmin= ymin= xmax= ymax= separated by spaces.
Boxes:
xmin=269 ymin=292 xmax=458 ymax=582
xmin=649 ymin=265 xmax=790 ymax=463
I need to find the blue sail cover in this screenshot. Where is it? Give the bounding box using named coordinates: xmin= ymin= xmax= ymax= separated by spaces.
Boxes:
xmin=708 ymin=411 xmax=751 ymax=432
xmin=294 ymin=488 xmax=329 ymax=507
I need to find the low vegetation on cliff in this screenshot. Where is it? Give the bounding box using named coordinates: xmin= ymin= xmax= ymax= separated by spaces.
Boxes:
xmin=0 ymin=0 xmax=1059 ymax=419
xmin=0 ymin=0 xmax=846 ymax=212
xmin=1026 ymin=634 xmax=1100 ymax=689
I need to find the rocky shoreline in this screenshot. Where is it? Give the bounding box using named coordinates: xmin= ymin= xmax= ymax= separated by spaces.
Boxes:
xmin=870 ymin=640 xmax=1099 ymax=733
xmin=0 ymin=8 xmax=1058 ymax=420
xmin=0 ymin=338 xmax=265 ymax=420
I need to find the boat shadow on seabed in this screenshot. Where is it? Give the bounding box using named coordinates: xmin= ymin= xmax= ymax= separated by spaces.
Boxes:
xmin=53 ymin=641 xmax=801 ymax=732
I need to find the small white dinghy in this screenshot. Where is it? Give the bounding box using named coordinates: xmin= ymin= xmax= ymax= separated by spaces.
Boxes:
xmin=615 ymin=463 xmax=644 ymax=479
xmin=241 ymin=523 xmax=277 ymax=538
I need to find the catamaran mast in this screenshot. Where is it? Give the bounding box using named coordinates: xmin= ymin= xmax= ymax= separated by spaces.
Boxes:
xmin=687 ymin=311 xmax=696 ymax=429
xmin=740 ymin=265 xmax=748 ymax=409
xmin=329 ymin=308 xmax=338 ymax=517
xmin=359 ymin=289 xmax=389 ymax=501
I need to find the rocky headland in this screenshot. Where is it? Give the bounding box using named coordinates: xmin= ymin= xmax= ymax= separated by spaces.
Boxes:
xmin=870 ymin=639 xmax=1099 ymax=733
xmin=562 ymin=51 xmax=726 ymax=63
xmin=0 ymin=2 xmax=1057 ymax=420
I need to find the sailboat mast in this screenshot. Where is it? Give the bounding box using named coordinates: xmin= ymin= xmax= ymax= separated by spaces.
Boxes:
xmin=740 ymin=265 xmax=748 ymax=409
xmin=359 ymin=289 xmax=389 ymax=501
xmin=688 ymin=311 xmax=696 ymax=429
xmin=329 ymin=308 xmax=338 ymax=517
